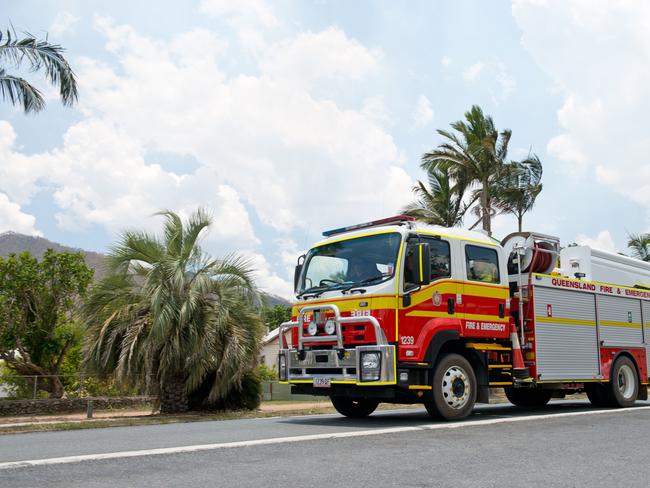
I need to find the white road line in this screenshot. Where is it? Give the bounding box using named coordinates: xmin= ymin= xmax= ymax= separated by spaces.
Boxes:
xmin=1 ymin=405 xmax=649 ymax=470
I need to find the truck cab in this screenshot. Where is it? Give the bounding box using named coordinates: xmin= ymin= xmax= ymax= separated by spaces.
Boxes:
xmin=278 ymin=216 xmax=515 ymax=420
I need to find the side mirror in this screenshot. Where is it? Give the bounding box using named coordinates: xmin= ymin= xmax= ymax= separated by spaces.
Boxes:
xmin=407 ymin=243 xmax=431 ymax=286
xmin=294 ymin=255 xmax=306 ymax=292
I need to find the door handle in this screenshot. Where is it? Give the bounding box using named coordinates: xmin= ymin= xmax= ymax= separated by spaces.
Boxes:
xmin=447 ymin=298 xmax=455 ymax=315
xmin=499 ymin=303 xmax=505 ymax=318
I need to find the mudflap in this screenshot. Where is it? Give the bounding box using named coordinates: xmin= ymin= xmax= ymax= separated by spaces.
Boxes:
xmin=477 ymin=385 xmax=490 ymax=404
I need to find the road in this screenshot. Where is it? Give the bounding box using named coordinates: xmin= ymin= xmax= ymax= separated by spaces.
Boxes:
xmin=1 ymin=400 xmax=649 ymax=487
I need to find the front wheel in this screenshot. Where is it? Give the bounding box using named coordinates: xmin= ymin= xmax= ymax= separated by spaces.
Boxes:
xmin=605 ymin=356 xmax=639 ymax=408
xmin=425 ymin=353 xmax=477 ymax=421
xmin=504 ymin=387 xmax=552 ymax=408
xmin=330 ymin=397 xmax=379 ymax=418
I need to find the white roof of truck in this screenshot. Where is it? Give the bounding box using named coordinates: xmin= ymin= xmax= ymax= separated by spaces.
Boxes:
xmin=313 ymin=222 xmax=500 ymax=248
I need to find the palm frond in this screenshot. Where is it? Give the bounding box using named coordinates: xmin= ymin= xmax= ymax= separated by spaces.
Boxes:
xmin=627 ymin=233 xmax=650 ymax=262
xmin=0 ymin=69 xmax=45 ymax=112
xmin=0 ymin=29 xmax=78 ymax=107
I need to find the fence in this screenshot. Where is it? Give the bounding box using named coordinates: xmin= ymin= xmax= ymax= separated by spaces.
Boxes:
xmin=0 ymin=373 xmax=141 ymax=400
xmin=0 ymin=374 xmax=322 ymax=402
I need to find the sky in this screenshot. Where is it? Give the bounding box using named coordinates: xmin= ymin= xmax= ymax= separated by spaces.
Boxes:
xmin=1 ymin=0 xmax=649 ymax=298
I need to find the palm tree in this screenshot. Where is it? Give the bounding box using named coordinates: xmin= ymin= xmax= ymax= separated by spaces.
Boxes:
xmin=494 ymin=155 xmax=543 ymax=232
xmin=628 ymin=233 xmax=650 ymax=262
xmin=402 ymin=166 xmax=475 ymax=227
xmin=0 ymin=29 xmax=78 ymax=113
xmin=421 ymin=105 xmax=512 ymax=236
xmin=82 ymin=209 xmax=264 ymax=413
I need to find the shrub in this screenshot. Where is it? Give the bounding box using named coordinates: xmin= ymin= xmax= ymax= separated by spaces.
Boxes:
xmin=256 ymin=363 xmax=277 ymax=381
xmin=188 ymin=369 xmax=262 ymax=411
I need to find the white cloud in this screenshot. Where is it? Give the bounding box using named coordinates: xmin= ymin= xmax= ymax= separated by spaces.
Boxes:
xmin=0 ymin=17 xmax=413 ymax=297
xmin=0 ymin=193 xmax=40 ymax=236
xmin=260 ymin=27 xmax=379 ymax=82
xmin=512 ymin=0 xmax=650 ymax=225
xmin=199 ymin=0 xmax=278 ymax=27
xmin=244 ymin=250 xmax=294 ymax=299
xmin=463 ymin=60 xmax=516 ymax=104
xmin=49 ymin=11 xmax=80 ymax=36
xmin=575 ymin=230 xmax=617 ymax=253
xmin=494 ymin=61 xmax=516 ymax=97
xmin=361 ymin=97 xmax=391 ymax=125
xmin=413 ymin=95 xmax=434 ymax=128
xmin=441 ymin=55 xmax=452 ymax=67
xmin=463 ymin=62 xmax=484 ymax=82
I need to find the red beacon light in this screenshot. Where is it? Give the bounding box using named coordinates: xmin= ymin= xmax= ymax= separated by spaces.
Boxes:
xmin=322 ymin=215 xmax=416 ymax=237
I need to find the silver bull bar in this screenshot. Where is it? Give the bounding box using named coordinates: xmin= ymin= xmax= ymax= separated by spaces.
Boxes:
xmin=278 ymin=304 xmax=396 ymax=385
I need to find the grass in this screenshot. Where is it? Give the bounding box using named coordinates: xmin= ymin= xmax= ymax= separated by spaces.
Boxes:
xmin=0 ymin=401 xmax=433 ymax=435
xmin=0 ymin=390 xmax=529 ymax=435
xmin=0 ymin=403 xmax=338 ymax=435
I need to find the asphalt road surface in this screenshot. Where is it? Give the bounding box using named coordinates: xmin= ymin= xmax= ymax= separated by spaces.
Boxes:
xmin=2 ymin=400 xmax=649 ymax=487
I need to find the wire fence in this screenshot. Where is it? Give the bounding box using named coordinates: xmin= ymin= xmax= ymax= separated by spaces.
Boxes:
xmin=0 ymin=373 xmax=144 ymax=400
xmin=0 ymin=374 xmax=322 ymax=402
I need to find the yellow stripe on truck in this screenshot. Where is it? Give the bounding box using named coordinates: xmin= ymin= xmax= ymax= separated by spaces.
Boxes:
xmin=406 ymin=310 xmax=508 ymax=323
xmin=535 ymin=316 xmax=596 ymax=327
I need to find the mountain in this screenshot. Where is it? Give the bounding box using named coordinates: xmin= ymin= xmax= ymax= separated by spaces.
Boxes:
xmin=0 ymin=232 xmax=108 ymax=279
xmin=0 ymin=232 xmax=292 ymax=305
xmin=263 ymin=293 xmax=292 ymax=307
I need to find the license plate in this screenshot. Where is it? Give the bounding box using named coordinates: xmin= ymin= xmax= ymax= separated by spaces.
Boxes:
xmin=313 ymin=377 xmax=331 ymax=388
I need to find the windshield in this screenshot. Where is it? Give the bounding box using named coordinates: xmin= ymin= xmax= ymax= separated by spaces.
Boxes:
xmin=298 ymin=232 xmax=402 ymax=294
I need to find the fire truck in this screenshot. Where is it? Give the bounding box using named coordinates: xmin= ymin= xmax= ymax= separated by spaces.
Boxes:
xmin=277 ymin=216 xmax=650 ymax=420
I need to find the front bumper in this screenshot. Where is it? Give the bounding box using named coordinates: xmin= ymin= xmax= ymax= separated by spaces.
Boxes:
xmin=280 ymin=344 xmax=396 ymax=385
xmin=277 ymin=303 xmax=396 ymax=386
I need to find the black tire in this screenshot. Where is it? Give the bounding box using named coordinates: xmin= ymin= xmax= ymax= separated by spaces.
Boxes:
xmin=330 ymin=397 xmax=379 ymax=418
xmin=425 ymin=353 xmax=477 ymax=421
xmin=605 ymin=356 xmax=639 ymax=408
xmin=585 ymin=383 xmax=611 ymax=407
xmin=504 ymin=387 xmax=552 ymax=408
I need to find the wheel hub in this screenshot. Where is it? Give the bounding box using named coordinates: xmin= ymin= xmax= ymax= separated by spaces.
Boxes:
xmin=441 ymin=365 xmax=470 ymax=410
xmin=617 ymin=364 xmax=635 ymax=400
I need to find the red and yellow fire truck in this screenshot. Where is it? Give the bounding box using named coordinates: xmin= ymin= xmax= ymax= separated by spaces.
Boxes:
xmin=277 ymin=216 xmax=650 ymax=420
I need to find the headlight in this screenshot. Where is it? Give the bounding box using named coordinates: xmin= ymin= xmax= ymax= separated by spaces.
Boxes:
xmin=360 ymin=351 xmax=381 ymax=382
xmin=307 ymin=321 xmax=318 ymax=336
xmin=362 ymin=352 xmax=380 ymax=370
xmin=324 ymin=319 xmax=336 ymax=335
xmin=278 ymin=354 xmax=287 ymax=381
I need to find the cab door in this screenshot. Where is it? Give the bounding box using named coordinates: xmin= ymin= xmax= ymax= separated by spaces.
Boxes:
xmin=398 ymin=235 xmax=461 ymax=352
xmin=461 ymin=242 xmax=509 ymax=338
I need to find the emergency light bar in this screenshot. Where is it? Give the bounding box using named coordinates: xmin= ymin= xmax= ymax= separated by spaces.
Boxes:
xmin=322 ymin=215 xmax=416 ymax=237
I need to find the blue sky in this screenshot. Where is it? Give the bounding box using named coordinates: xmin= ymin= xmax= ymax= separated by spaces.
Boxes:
xmin=1 ymin=0 xmax=649 ymax=297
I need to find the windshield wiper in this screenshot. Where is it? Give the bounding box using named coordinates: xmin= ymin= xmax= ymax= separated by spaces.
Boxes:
xmin=297 ymin=283 xmax=349 ymax=299
xmin=297 ymin=286 xmax=328 ymax=299
xmin=341 ymin=275 xmax=385 ymax=294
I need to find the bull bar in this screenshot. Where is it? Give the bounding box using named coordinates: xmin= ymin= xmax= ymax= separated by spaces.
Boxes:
xmin=277 ymin=304 xmax=396 ymax=385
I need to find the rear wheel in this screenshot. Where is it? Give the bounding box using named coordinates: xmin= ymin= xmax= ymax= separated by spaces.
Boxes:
xmin=605 ymin=356 xmax=639 ymax=408
xmin=504 ymin=387 xmax=552 ymax=408
xmin=330 ymin=397 xmax=379 ymax=418
xmin=425 ymin=353 xmax=477 ymax=421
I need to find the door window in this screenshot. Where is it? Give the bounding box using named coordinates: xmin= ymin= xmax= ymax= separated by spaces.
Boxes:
xmin=404 ymin=237 xmax=451 ymax=289
xmin=465 ymin=245 xmax=500 ymax=283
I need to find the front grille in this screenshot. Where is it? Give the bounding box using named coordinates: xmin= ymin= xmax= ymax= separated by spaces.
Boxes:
xmin=300 ymin=322 xmax=376 ymax=345
xmin=305 ymin=368 xmax=344 ymax=375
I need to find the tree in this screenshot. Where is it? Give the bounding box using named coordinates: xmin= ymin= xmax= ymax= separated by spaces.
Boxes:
xmin=627 ymin=233 xmax=650 ymax=262
xmin=494 ymin=155 xmax=543 ymax=232
xmin=82 ymin=209 xmax=264 ymax=413
xmin=402 ymin=166 xmax=475 ymax=227
xmin=261 ymin=304 xmax=292 ymax=331
xmin=0 ymin=29 xmax=78 ymax=113
xmin=421 ymin=105 xmax=513 ymax=236
xmin=0 ymin=250 xmax=93 ymax=397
